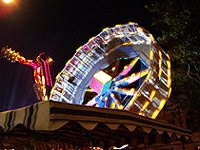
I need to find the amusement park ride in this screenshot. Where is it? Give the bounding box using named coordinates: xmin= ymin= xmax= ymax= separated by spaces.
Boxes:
xmin=0 ymin=22 xmax=172 ymax=119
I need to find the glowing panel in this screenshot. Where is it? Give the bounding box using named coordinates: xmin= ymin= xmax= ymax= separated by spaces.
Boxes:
xmin=151 ymin=110 xmax=160 ymax=119
xmin=90 ymin=70 xmax=112 ymax=94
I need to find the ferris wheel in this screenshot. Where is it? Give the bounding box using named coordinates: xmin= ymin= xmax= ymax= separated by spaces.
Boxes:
xmin=49 ymin=22 xmax=172 ymax=119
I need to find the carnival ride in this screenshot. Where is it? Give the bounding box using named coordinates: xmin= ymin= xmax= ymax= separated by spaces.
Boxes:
xmin=1 ymin=22 xmax=172 ymax=119
xmin=50 ymin=22 xmax=172 ymax=119
xmin=0 ymin=46 xmax=53 ymax=101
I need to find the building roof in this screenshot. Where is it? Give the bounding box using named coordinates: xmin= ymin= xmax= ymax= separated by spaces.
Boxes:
xmin=0 ymin=101 xmax=192 ymax=148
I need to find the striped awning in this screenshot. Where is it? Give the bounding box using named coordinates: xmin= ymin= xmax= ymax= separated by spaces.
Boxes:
xmin=0 ymin=101 xmax=192 ymax=148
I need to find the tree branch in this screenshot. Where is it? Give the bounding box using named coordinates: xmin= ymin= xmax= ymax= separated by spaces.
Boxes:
xmin=187 ymin=64 xmax=200 ymax=84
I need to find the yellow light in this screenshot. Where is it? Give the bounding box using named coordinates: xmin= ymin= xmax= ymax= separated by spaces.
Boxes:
xmin=141 ymin=101 xmax=149 ymax=111
xmin=140 ymin=69 xmax=149 ymax=77
xmin=42 ymin=76 xmax=45 ymax=85
xmin=137 ymin=27 xmax=143 ymax=33
xmin=65 ymin=59 xmax=70 ymax=65
xmin=118 ymin=105 xmax=124 ymax=110
xmin=86 ymin=88 xmax=94 ymax=92
xmin=167 ymin=78 xmax=172 ymax=87
xmin=89 ymin=37 xmax=94 ymax=41
xmin=115 ymin=34 xmax=123 ymax=38
xmin=149 ymin=34 xmax=155 ymax=42
xmin=110 ymin=102 xmax=115 ymax=109
xmin=56 ymin=72 xmax=61 ymax=79
xmin=145 ymin=70 xmax=151 ymax=82
xmin=149 ymin=90 xmax=156 ymax=100
xmin=139 ymin=112 xmax=143 ymax=115
xmin=123 ymin=42 xmax=132 ymax=46
xmin=166 ymin=54 xmax=170 ymax=60
xmin=102 ymin=27 xmax=109 ymax=31
xmin=130 ymin=41 xmax=137 ymax=45
xmin=168 ymin=87 xmax=172 ymax=98
xmin=115 ymin=24 xmax=121 ymax=27
xmin=125 ymin=92 xmax=138 ymax=110
xmin=167 ymin=69 xmax=171 ymax=77
xmin=159 ymin=59 xmax=162 ymax=67
xmin=151 ymin=110 xmax=160 ymax=119
xmin=166 ymin=60 xmax=171 ymax=69
xmin=76 ymin=46 xmax=82 ymax=52
xmin=130 ymin=88 xmax=135 ymax=93
xmin=114 ymin=87 xmax=119 ymax=90
xmin=44 ymin=95 xmax=48 ymax=101
xmin=2 ymin=0 xmax=14 ymax=4
xmin=46 ymin=57 xmax=54 ymax=63
xmin=150 ymin=50 xmax=154 ymax=60
xmin=130 ymin=57 xmax=139 ymax=67
xmin=42 ymin=87 xmax=46 ymax=95
xmin=158 ymin=99 xmax=166 ymax=110
xmin=158 ymin=51 xmax=162 ymax=58
xmin=128 ymin=22 xmax=136 ymax=25
xmin=112 ymin=66 xmax=116 ymax=71
xmin=158 ymin=59 xmax=162 ymax=77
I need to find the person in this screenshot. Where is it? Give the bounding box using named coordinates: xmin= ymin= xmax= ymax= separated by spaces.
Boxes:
xmin=0 ymin=46 xmax=53 ymax=101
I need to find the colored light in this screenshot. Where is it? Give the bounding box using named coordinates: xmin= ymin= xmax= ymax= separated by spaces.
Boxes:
xmin=166 ymin=54 xmax=170 ymax=59
xmin=167 ymin=69 xmax=171 ymax=77
xmin=115 ymin=69 xmax=148 ymax=87
xmin=46 ymin=57 xmax=54 ymax=63
xmin=125 ymin=92 xmax=138 ymax=110
xmin=149 ymin=90 xmax=156 ymax=100
xmin=2 ymin=0 xmax=13 ymax=4
xmin=93 ymin=70 xmax=112 ymax=84
xmin=110 ymin=101 xmax=115 ymax=108
xmin=119 ymin=57 xmax=139 ymax=77
xmin=149 ymin=34 xmax=154 ymax=41
xmin=168 ymin=87 xmax=172 ymax=98
xmin=130 ymin=57 xmax=139 ymax=67
xmin=141 ymin=101 xmax=149 ymax=111
xmin=89 ymin=37 xmax=94 ymax=41
xmin=128 ymin=22 xmax=136 ymax=24
xmin=158 ymin=51 xmax=162 ymax=58
xmin=167 ymin=78 xmax=172 ymax=87
xmin=151 ymin=110 xmax=160 ymax=119
xmin=90 ymin=70 xmax=112 ymax=94
xmin=112 ymin=66 xmax=116 ymax=71
xmin=115 ymin=24 xmax=122 ymax=27
xmin=140 ymin=69 xmax=149 ymax=77
xmin=86 ymin=88 xmax=94 ymax=92
xmin=158 ymin=59 xmax=162 ymax=77
xmin=150 ymin=50 xmax=154 ymax=60
xmin=166 ymin=60 xmax=171 ymax=69
xmin=102 ymin=27 xmax=109 ymax=31
xmin=158 ymin=99 xmax=166 ymax=110
xmin=137 ymin=27 xmax=143 ymax=33
xmin=145 ymin=70 xmax=151 ymax=82
xmin=113 ymin=144 xmax=129 ymax=150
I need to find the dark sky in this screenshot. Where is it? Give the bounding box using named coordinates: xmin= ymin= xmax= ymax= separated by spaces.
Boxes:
xmin=0 ymin=0 xmax=153 ymax=111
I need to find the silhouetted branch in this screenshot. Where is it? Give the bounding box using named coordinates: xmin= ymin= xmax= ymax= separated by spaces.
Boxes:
xmin=187 ymin=64 xmax=200 ymax=84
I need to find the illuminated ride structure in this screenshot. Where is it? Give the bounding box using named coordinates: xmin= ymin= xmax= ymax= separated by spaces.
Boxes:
xmin=0 ymin=46 xmax=53 ymax=101
xmin=50 ymin=22 xmax=172 ymax=119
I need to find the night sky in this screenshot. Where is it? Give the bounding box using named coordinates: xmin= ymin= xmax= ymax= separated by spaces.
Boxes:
xmin=0 ymin=0 xmax=153 ymax=111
